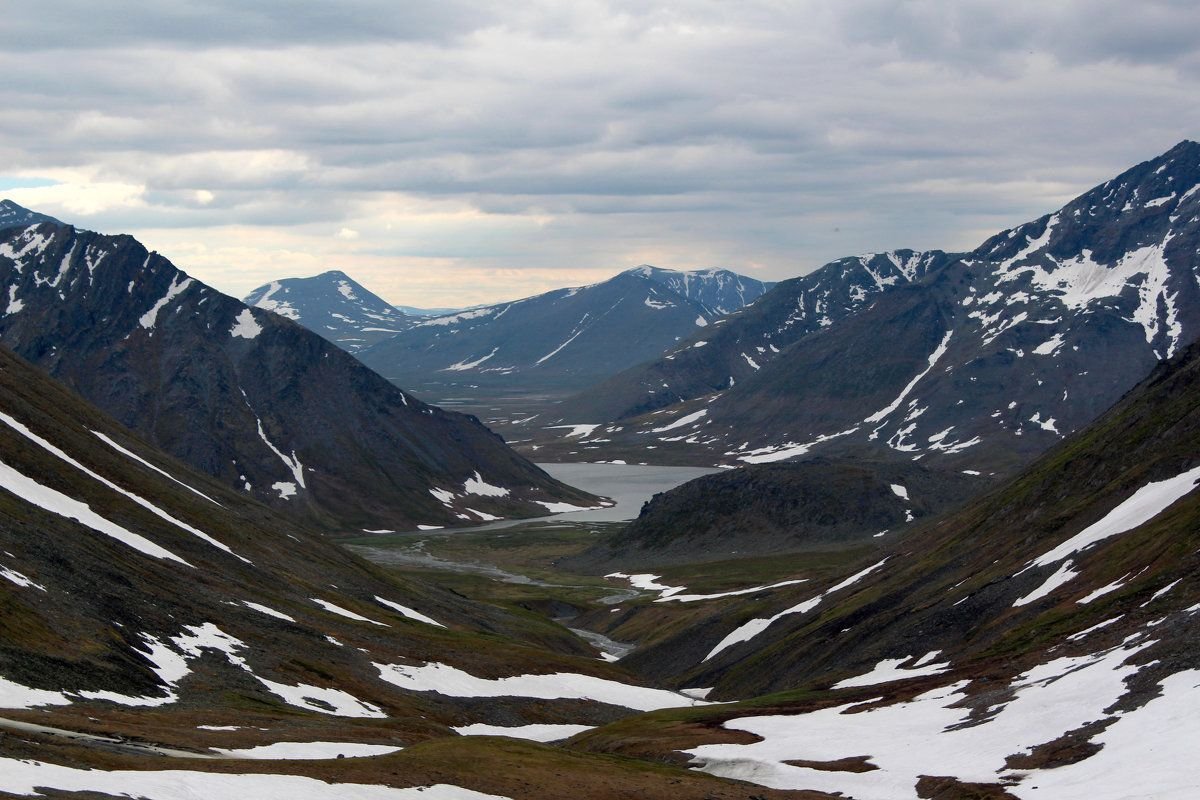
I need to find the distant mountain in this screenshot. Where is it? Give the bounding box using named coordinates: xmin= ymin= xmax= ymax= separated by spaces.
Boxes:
xmin=244 ymin=270 xmax=412 ymax=352
xmin=395 ymin=303 xmax=462 ymax=317
xmin=0 ymin=197 xmax=61 ymax=227
xmin=0 ymin=211 xmax=597 ymax=530
xmin=628 ymin=265 xmax=774 ymax=315
xmin=540 ymin=141 xmax=1200 ymax=477
xmin=562 ymin=250 xmax=956 ymax=422
xmin=357 ymin=266 xmax=771 ymax=398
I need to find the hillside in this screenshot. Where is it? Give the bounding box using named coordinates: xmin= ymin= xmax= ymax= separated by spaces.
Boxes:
xmin=0 ymin=214 xmax=597 ymax=531
xmin=568 ymin=334 xmax=1200 ymax=799
xmin=0 ymin=342 xmax=805 ymax=800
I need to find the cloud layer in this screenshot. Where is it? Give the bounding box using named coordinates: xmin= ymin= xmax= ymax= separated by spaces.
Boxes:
xmin=2 ymin=1 xmax=1198 ymax=305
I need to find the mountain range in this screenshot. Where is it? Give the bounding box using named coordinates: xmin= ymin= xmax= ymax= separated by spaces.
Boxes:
xmin=534 ymin=141 xmax=1200 ymax=482
xmin=355 ymin=266 xmax=773 ymax=401
xmin=0 ymin=215 xmax=596 ymax=531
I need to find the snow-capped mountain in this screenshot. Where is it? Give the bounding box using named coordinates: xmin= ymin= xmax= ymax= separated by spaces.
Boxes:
xmin=0 ymin=211 xmax=596 ymax=529
xmin=357 ymin=265 xmax=769 ymax=398
xmin=627 ymin=264 xmax=774 ymax=315
xmin=0 ymin=197 xmax=60 ymax=227
xmin=541 ymin=141 xmax=1200 ymax=476
xmin=244 ymin=270 xmax=412 ymax=352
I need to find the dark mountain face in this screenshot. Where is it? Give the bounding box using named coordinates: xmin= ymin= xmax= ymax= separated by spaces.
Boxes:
xmin=356 ymin=267 xmax=763 ymax=398
xmin=540 ymin=142 xmax=1200 ymax=477
xmin=562 ymin=250 xmax=957 ymax=422
xmin=244 ymin=269 xmax=412 ymax=352
xmin=0 ymin=219 xmax=597 ymax=531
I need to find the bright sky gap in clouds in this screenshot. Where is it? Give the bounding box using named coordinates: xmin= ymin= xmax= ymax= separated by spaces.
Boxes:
xmin=2 ymin=1 xmax=1199 ymax=307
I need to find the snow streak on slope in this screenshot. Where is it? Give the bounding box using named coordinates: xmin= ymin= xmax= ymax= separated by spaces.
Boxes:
xmin=0 ymin=411 xmax=242 ymax=561
xmin=0 ymin=458 xmax=190 ymax=566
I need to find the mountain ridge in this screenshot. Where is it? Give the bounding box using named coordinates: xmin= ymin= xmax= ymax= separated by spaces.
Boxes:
xmin=0 ymin=215 xmax=597 ymax=530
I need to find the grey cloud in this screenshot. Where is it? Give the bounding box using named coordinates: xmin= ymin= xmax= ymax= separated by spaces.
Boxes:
xmin=1 ymin=0 xmax=500 ymax=49
xmin=2 ymin=1 xmax=1199 ymax=297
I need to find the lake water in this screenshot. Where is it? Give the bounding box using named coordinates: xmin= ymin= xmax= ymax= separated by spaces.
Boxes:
xmin=535 ymin=462 xmax=721 ymax=522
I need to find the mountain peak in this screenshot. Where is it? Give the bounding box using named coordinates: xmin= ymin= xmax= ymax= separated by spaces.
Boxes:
xmin=244 ymin=270 xmax=410 ymax=351
xmin=0 ymin=199 xmax=63 ymax=228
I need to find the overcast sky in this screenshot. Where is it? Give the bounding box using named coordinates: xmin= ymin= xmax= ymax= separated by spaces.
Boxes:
xmin=3 ymin=1 xmax=1199 ymax=307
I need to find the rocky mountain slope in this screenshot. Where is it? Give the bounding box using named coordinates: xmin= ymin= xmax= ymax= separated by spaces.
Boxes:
xmin=244 ymin=270 xmax=413 ymax=352
xmin=0 ymin=213 xmax=596 ymax=531
xmin=0 ymin=343 xmax=796 ymax=799
xmin=537 ymin=141 xmax=1200 ymax=478
xmin=570 ymin=332 xmax=1200 ymax=799
xmin=356 ymin=266 xmax=772 ymax=400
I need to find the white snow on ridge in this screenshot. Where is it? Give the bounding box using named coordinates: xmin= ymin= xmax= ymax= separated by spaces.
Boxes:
xmin=139 ymin=275 xmax=193 ymax=330
xmin=91 ymin=430 xmax=220 ymax=506
xmin=248 ymin=404 xmax=306 ymax=491
xmin=545 ymin=423 xmax=601 ymax=439
xmin=705 ymin=559 xmax=889 ymax=661
xmin=418 ymin=307 xmax=495 ymax=327
xmin=1032 ymin=332 xmax=1066 ymax=356
xmin=1029 ymin=464 xmax=1200 ymax=569
xmin=0 ymin=411 xmax=242 ymax=561
xmin=443 ymin=347 xmax=498 ymax=372
xmin=311 ymin=598 xmax=388 ymax=627
xmin=463 ymin=471 xmax=509 ymax=497
xmin=241 ymin=601 xmax=295 ymax=622
xmin=230 ymin=308 xmax=263 ymax=339
xmin=864 ymin=331 xmax=953 ymax=424
xmin=0 ymin=456 xmax=190 ymax=566
xmin=215 ymin=741 xmax=402 ymax=760
xmin=655 ymin=579 xmax=809 ymax=604
xmin=890 ymin=484 xmax=909 ymax=501
xmin=832 ymin=654 xmax=951 ymax=688
xmin=0 ymin=675 xmax=71 ymax=709
xmin=687 ymin=638 xmax=1157 ymax=800
xmin=0 ymin=759 xmax=507 ymax=799
xmin=5 ymin=285 xmax=23 ymax=315
xmin=1014 ymin=561 xmax=1079 ymax=607
xmin=375 ymin=595 xmax=445 ymax=628
xmin=374 ymin=661 xmax=707 ymax=712
xmin=1005 ymin=243 xmax=1183 ymax=358
xmin=652 ymin=408 xmax=707 ymax=433
xmin=0 ymin=564 xmax=45 ymax=591
xmin=452 ymin=723 xmax=592 ymax=742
